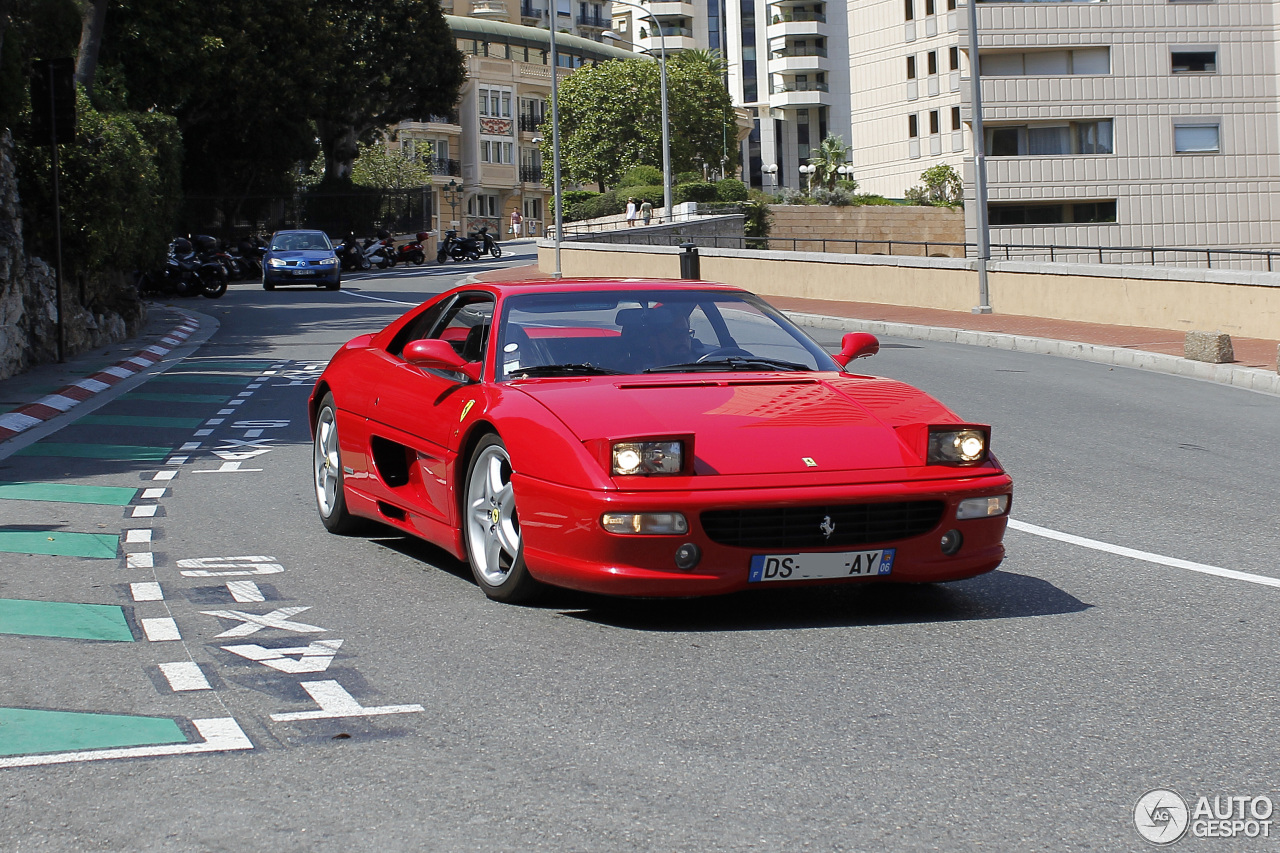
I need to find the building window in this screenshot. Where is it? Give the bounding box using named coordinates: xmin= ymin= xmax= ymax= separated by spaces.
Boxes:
xmin=986 ymin=120 xmax=1114 ymax=156
xmin=929 ymin=110 xmax=939 ymax=134
xmin=908 ymin=114 xmax=919 ymax=138
xmin=478 ymin=87 xmax=513 ymax=118
xmin=947 ymin=0 xmax=956 ymax=8
xmin=1171 ymin=50 xmax=1217 ymax=73
xmin=925 ymin=0 xmax=935 ymax=14
xmin=905 ymin=0 xmax=914 ymax=20
xmin=949 ymin=46 xmax=960 ymax=71
xmin=988 ymin=200 xmax=1117 ymax=226
xmin=927 ymin=50 xmax=938 ymax=75
xmin=979 ymin=47 xmax=1110 ymax=76
xmin=906 ymin=55 xmax=917 ymax=79
xmin=1174 ymin=123 xmax=1220 ymax=153
xmin=951 ymin=106 xmax=962 ymax=130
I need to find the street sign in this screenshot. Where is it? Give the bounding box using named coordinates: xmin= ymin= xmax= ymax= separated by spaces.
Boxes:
xmin=31 ymin=58 xmax=77 ymax=146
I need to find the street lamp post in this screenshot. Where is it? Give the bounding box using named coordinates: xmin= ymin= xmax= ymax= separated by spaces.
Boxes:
xmin=965 ymin=0 xmax=993 ymax=314
xmin=442 ymin=178 xmax=461 ymax=231
xmin=762 ymin=163 xmax=778 ymax=193
xmin=606 ymin=0 xmax=672 ymax=219
xmin=837 ymin=164 xmax=854 ymax=184
xmin=799 ymin=163 xmax=816 ymax=195
xmin=548 ymin=0 xmax=564 ymax=277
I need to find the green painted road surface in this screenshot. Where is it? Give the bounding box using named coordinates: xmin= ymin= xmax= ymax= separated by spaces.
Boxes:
xmin=123 ymin=392 xmax=232 ymax=404
xmin=178 ymin=360 xmax=277 ymax=369
xmin=79 ymin=415 xmax=206 ymax=429
xmin=15 ymin=443 xmax=171 ymax=461
xmin=0 ymin=599 xmax=134 ymax=641
xmin=0 ymin=530 xmax=119 ymax=558
xmin=0 ymin=708 xmax=186 ymax=756
xmin=0 ymin=482 xmax=136 ymax=505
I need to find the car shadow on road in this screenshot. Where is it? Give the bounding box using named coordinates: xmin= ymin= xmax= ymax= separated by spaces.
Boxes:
xmin=556 ymin=570 xmax=1091 ymax=633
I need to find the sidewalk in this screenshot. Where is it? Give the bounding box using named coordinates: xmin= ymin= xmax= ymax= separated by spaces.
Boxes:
xmin=477 ymin=263 xmax=1280 ymax=394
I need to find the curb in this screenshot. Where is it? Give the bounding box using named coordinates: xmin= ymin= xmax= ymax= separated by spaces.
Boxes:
xmin=785 ymin=311 xmax=1280 ymax=398
xmin=0 ymin=313 xmax=202 ymax=442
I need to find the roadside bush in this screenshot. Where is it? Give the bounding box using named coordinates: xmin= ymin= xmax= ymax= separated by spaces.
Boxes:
xmin=715 ymin=178 xmax=748 ymax=202
xmin=740 ymin=199 xmax=772 ymax=249
xmin=852 ymin=193 xmax=896 ymax=206
xmin=675 ymin=181 xmax=718 ymax=204
xmin=617 ymin=165 xmax=662 ymax=188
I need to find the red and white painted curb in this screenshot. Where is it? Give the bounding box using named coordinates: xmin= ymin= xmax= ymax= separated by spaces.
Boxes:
xmin=0 ymin=314 xmax=201 ymax=443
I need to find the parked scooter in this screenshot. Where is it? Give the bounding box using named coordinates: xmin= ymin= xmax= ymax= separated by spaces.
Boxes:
xmin=362 ymin=229 xmax=396 ymax=269
xmin=436 ymin=229 xmax=480 ymax=263
xmin=474 ymin=226 xmax=503 ymax=259
xmin=191 ymin=235 xmax=229 ymax=298
xmin=394 ymin=232 xmax=429 ymax=265
xmin=137 ymin=238 xmax=201 ymax=297
xmin=336 ymin=234 xmax=370 ymax=271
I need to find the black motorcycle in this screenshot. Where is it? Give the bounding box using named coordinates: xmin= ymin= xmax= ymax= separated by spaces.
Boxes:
xmin=191 ymin=235 xmax=229 ymax=298
xmin=436 ymin=229 xmax=480 ymax=263
xmin=137 ymin=237 xmax=203 ymax=297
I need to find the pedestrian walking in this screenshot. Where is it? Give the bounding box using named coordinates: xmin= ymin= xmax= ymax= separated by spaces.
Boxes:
xmin=640 ymin=199 xmax=653 ymax=226
xmin=510 ymin=209 xmax=523 ymax=237
xmin=626 ymin=198 xmax=637 ymax=227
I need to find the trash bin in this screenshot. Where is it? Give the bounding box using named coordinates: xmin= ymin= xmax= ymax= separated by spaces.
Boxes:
xmin=679 ymin=242 xmax=700 ymax=280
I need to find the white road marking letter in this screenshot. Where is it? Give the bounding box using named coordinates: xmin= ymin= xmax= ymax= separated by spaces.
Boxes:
xmin=178 ymin=556 xmax=284 ymax=577
xmin=269 ymin=680 xmax=424 ymax=722
xmin=130 ymin=582 xmax=163 ymax=601
xmin=221 ymin=639 xmax=344 ymax=673
xmin=159 ymin=661 xmax=210 ymax=691
xmin=226 ymin=580 xmax=265 ymax=602
xmin=141 ymin=618 xmax=181 ymax=641
xmin=200 ymin=606 xmax=325 ymax=638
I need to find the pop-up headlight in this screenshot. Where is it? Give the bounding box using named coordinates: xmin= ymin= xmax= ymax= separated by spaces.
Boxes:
xmin=611 ymin=441 xmax=683 ymax=475
xmin=927 ymin=427 xmax=988 ymax=466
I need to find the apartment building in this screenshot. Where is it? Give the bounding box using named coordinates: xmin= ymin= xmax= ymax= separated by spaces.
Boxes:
xmin=851 ymin=0 xmax=1280 ymax=257
xmin=392 ymin=2 xmax=631 ymax=238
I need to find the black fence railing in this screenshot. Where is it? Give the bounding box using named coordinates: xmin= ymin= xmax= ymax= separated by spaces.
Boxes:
xmin=520 ymin=166 xmax=545 ymax=183
xmin=182 ymin=188 xmax=436 ymax=241
xmin=519 ymin=113 xmax=544 ymax=133
xmin=558 ymin=228 xmax=1280 ymax=272
xmin=426 ymin=158 xmax=461 ymax=176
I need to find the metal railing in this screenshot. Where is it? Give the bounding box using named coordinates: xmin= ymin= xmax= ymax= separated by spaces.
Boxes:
xmin=519 ymin=113 xmax=544 ymax=133
xmin=770 ymin=45 xmax=828 ymax=59
xmin=771 ymin=81 xmax=830 ymax=93
xmin=557 ymin=227 xmax=1280 ymax=271
xmin=577 ymin=14 xmax=609 ymax=27
xmin=427 ymin=158 xmax=461 ymax=177
xmin=520 ymin=2 xmax=544 ymax=16
xmin=770 ymin=10 xmax=827 ymax=22
xmin=519 ymin=165 xmax=545 ymax=183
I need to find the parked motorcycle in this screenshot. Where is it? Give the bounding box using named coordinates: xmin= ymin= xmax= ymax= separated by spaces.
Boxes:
xmin=336 ymin=235 xmax=370 ymax=271
xmin=394 ymin=231 xmax=429 ymax=266
xmin=474 ymin=226 xmax=503 ymax=259
xmin=191 ymin=235 xmax=229 ymax=298
xmin=361 ymin=229 xmax=396 ymax=269
xmin=436 ymin=229 xmax=480 ymax=263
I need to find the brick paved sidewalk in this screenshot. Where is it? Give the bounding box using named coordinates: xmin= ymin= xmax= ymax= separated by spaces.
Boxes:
xmin=476 ymin=263 xmax=1279 ymax=372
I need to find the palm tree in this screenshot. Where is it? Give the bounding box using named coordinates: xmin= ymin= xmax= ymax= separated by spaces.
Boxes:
xmin=807 ymin=133 xmax=851 ymax=191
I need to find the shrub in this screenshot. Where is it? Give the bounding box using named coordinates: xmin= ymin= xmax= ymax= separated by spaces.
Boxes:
xmin=812 ymin=187 xmax=854 ymax=206
xmin=852 ymin=193 xmax=897 ymax=206
xmin=617 ymin=165 xmax=662 ymax=187
xmin=675 ymin=181 xmax=718 ymax=204
xmin=675 ymin=171 xmax=702 ymax=185
xmin=740 ymin=200 xmax=772 ymax=249
xmin=715 ymin=178 xmax=748 ymax=202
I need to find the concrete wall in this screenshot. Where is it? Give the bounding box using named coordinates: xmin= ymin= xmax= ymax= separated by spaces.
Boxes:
xmin=536 ymin=240 xmax=1280 ymax=340
xmin=768 ymin=205 xmax=966 ymax=256
xmin=564 ymin=215 xmax=745 ymax=246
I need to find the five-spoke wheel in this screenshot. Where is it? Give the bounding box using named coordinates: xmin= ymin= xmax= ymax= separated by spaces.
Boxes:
xmin=463 ymin=434 xmax=541 ymax=602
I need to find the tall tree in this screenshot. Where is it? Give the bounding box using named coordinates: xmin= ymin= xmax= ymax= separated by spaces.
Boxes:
xmin=73 ymin=0 xmax=107 ymax=91
xmin=807 ymin=133 xmax=850 ymax=191
xmin=310 ymin=0 xmax=465 ymax=185
xmin=550 ymin=51 xmax=739 ymax=190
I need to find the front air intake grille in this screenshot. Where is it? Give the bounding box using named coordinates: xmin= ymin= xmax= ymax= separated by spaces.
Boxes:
xmin=700 ymin=501 xmax=945 ymax=549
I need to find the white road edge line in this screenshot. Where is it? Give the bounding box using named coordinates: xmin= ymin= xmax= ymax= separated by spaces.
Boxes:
xmin=1008 ymin=518 xmax=1280 ymax=589
xmin=339 ymin=290 xmax=418 ymax=306
xmin=0 ymin=718 xmax=252 ymax=768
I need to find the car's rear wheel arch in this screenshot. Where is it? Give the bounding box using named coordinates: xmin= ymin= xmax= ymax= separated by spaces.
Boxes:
xmin=455 ymin=420 xmax=499 ymax=522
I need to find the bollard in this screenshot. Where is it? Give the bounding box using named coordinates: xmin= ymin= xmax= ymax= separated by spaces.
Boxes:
xmin=679 ymin=242 xmax=700 ymax=280
xmin=1184 ymin=330 xmax=1234 ymax=364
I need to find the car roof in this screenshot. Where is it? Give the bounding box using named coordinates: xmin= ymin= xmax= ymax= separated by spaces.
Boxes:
xmin=475 ymin=278 xmax=748 ymax=297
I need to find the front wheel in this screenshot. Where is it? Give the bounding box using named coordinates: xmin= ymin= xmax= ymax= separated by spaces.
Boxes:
xmin=313 ymin=393 xmax=368 ymax=535
xmin=490 ymin=243 xmax=503 ymax=258
xmin=463 ymin=435 xmax=542 ymax=603
xmin=202 ymin=271 xmax=228 ymax=299
xmin=436 ymin=248 xmax=448 ymax=264
xmin=410 ymin=250 xmax=425 ymax=265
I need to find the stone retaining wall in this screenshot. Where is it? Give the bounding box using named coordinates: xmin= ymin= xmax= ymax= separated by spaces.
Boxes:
xmin=767 ymin=205 xmax=966 ymax=257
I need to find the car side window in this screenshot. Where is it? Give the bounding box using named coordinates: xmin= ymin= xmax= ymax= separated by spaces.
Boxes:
xmin=437 ymin=296 xmax=495 ymax=362
xmin=387 ymin=302 xmax=449 ymax=357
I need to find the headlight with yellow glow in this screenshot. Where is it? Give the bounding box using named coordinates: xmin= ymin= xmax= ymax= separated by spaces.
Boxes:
xmin=611 ymin=441 xmax=683 ymax=475
xmin=927 ymin=428 xmax=988 ymax=466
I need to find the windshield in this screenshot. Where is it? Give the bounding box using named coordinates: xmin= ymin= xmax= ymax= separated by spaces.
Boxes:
xmin=497 ymin=290 xmax=837 ymax=379
xmin=270 ymin=232 xmax=332 ymax=252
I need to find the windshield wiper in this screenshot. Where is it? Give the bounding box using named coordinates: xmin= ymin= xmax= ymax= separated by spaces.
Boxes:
xmin=644 ymin=356 xmax=811 ymax=373
xmin=509 ymin=363 xmax=625 ymax=377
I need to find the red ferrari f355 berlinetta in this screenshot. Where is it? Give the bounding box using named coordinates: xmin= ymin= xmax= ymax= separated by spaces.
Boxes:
xmin=309 ymin=279 xmax=1012 ymax=603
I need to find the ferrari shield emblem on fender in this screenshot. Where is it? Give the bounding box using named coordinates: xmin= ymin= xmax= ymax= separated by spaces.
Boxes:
xmin=460 ymin=400 xmax=475 ymax=422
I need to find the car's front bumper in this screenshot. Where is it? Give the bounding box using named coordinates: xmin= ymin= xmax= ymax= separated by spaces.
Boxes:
xmin=516 ymin=472 xmax=1013 ymax=597
xmin=264 ymin=266 xmax=340 ymax=286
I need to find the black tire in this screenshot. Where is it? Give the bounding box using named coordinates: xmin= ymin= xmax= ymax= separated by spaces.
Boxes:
xmin=462 ymin=434 xmax=542 ymax=603
xmin=263 ymin=280 xmax=275 ymax=291
xmin=491 ymin=244 xmax=503 ymax=258
xmin=202 ymin=271 xmax=228 ymax=299
xmin=411 ymin=250 xmax=425 ymax=265
xmin=325 ymin=278 xmax=340 ymax=291
xmin=359 ymin=255 xmax=372 ymax=271
xmin=313 ymin=393 xmax=369 ymax=535
xmin=466 ymin=250 xmax=481 ymax=262
xmin=436 ymin=249 xmax=448 ymax=264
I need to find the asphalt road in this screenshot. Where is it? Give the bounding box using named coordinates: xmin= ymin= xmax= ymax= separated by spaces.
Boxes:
xmin=2 ymin=244 xmax=1278 ymax=852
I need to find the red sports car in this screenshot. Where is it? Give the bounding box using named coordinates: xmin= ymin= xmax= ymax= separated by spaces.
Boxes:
xmin=309 ymin=279 xmax=1012 ymax=603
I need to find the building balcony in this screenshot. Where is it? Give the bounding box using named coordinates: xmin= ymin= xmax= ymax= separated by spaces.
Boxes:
xmin=520 ymin=165 xmax=545 ymax=184
xmin=519 ymin=113 xmax=546 ymax=133
xmin=768 ymin=46 xmax=828 ymax=72
xmin=577 ymin=13 xmax=609 ymax=28
xmin=645 ymin=0 xmax=696 ymax=16
xmin=520 ymin=2 xmax=544 ymax=20
xmin=397 ymin=115 xmax=461 ymax=133
xmin=470 ymin=0 xmax=508 ymax=17
xmin=638 ymin=29 xmax=696 ymax=52
xmin=427 ymin=158 xmax=462 ymax=177
xmin=766 ymin=10 xmax=826 ymax=37
xmin=768 ymin=81 xmax=830 ymax=109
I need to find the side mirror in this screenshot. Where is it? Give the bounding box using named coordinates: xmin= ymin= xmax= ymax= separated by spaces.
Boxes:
xmin=403 ymin=339 xmax=482 ymax=382
xmin=832 ymin=332 xmax=879 ymax=368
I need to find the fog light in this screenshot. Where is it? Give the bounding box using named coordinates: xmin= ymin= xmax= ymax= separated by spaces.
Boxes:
xmin=940 ymin=529 xmax=963 ymax=556
xmin=956 ymin=494 xmax=1010 ymax=519
xmin=674 ymin=543 xmax=701 ymax=570
xmin=601 ymin=512 xmax=689 ymax=535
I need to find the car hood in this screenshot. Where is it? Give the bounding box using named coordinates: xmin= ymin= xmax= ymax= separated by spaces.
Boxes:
xmin=269 ymin=250 xmax=333 ymax=259
xmin=511 ymin=374 xmax=955 ymax=475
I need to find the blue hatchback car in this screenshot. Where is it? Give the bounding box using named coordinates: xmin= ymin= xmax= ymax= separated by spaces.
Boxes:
xmin=263 ymin=230 xmax=341 ymax=290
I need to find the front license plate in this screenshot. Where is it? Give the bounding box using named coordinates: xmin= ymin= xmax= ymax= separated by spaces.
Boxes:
xmin=748 ymin=549 xmax=895 ymax=583
xmin=292 ymin=269 xmax=314 ymax=276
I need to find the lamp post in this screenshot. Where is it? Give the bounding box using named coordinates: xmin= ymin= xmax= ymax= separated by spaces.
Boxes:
xmin=799 ymin=163 xmax=816 ymax=195
xmin=548 ymin=0 xmax=564 ymax=277
xmin=442 ymin=178 xmax=461 ymax=231
xmin=762 ymin=163 xmax=778 ymax=193
xmin=605 ymin=1 xmax=672 ymax=219
xmin=837 ymin=163 xmax=854 ymax=184
xmin=965 ymin=0 xmax=993 ymax=313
